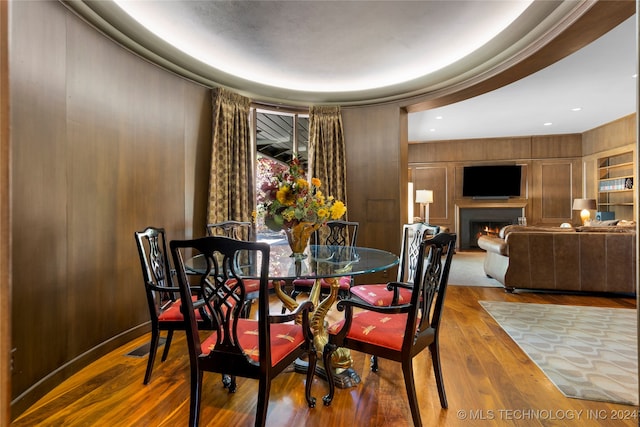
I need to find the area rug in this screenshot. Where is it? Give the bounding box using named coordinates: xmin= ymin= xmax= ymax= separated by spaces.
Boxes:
xmin=479 ymin=301 xmax=638 ymax=406
xmin=448 ymin=251 xmax=502 ymax=288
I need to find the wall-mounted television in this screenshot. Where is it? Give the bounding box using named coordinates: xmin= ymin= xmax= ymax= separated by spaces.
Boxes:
xmin=462 ymin=165 xmax=522 ymax=198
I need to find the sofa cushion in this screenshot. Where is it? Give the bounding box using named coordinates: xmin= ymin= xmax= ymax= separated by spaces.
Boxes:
xmin=576 ymin=226 xmax=636 ymax=233
xmin=499 ymin=224 xmax=576 ymax=238
xmin=585 ymin=219 xmax=619 ymax=226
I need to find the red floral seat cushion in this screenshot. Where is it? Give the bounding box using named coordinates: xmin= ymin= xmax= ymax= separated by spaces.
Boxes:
xmin=350 ymin=284 xmax=412 ymax=307
xmin=328 ymin=311 xmax=410 ymax=350
xmin=200 ymin=320 xmax=305 ymax=367
xmin=225 ymin=278 xmax=274 ymax=294
xmin=157 ymin=296 xmax=206 ymax=322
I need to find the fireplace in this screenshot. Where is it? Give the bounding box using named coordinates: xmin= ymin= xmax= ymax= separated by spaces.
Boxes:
xmin=468 ymin=220 xmax=513 ymax=249
xmin=457 ymin=206 xmax=525 ymax=250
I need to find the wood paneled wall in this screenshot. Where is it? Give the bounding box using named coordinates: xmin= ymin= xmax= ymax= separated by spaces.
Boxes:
xmin=341 ymin=104 xmax=406 ymax=284
xmin=582 ymin=114 xmax=636 ymax=220
xmin=408 ymin=134 xmax=584 ymax=231
xmin=1 ymin=0 xmax=9 ymax=424
xmin=9 ymin=1 xmax=211 ymax=417
xmin=583 ymin=114 xmax=636 ymax=156
xmin=409 ymin=116 xmax=636 ymax=233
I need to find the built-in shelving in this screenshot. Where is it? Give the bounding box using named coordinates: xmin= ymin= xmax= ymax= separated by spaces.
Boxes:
xmin=597 ymin=151 xmax=634 ymax=220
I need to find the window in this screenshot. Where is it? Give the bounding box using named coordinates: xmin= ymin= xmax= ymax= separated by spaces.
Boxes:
xmin=254 ymin=109 xmax=309 ymax=168
xmin=252 ymin=108 xmax=309 ymax=239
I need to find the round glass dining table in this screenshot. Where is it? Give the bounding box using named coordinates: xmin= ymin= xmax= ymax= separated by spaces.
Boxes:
xmin=186 ymin=243 xmax=399 ymax=281
xmin=185 ymin=243 xmax=399 ymax=388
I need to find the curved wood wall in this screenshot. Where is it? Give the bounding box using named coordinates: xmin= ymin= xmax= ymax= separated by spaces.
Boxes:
xmin=9 ymin=1 xmax=211 ymax=416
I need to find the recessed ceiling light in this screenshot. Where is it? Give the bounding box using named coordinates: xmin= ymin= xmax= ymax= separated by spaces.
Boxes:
xmin=633 ymin=74 xmax=638 ymax=78
xmin=435 ymin=116 xmax=443 ymax=120
xmin=543 ymin=122 xmax=553 ymax=126
xmin=571 ymin=107 xmax=582 ymax=111
xmin=429 ymin=128 xmax=436 ymax=132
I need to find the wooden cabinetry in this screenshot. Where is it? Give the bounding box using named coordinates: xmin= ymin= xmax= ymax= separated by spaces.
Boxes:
xmin=597 ymin=151 xmax=635 ymax=220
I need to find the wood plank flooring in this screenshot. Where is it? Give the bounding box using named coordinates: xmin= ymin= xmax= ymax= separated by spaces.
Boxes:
xmin=11 ymin=285 xmax=638 ymax=426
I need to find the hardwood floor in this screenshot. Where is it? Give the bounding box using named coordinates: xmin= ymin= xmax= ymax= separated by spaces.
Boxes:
xmin=11 ymin=285 xmax=638 ymax=427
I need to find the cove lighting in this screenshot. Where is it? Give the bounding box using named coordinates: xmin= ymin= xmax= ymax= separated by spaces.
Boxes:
xmin=113 ymin=0 xmax=533 ymax=93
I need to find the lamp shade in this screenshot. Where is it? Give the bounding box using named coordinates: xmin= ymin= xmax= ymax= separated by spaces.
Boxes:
xmin=572 ymin=198 xmax=597 ymax=211
xmin=415 ymin=190 xmax=433 ymax=204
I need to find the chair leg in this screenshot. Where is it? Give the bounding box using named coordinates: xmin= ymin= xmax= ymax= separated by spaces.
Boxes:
xmin=223 ymin=375 xmax=237 ymax=393
xmin=222 ymin=374 xmax=231 ymax=388
xmin=370 ymin=355 xmax=379 ymax=372
xmin=402 ymin=359 xmax=422 ymax=427
xmin=189 ymin=368 xmax=203 ymax=427
xmin=241 ymin=300 xmax=253 ymax=318
xmin=429 ymin=340 xmax=448 ymax=408
xmin=305 ymin=346 xmax=317 ymax=408
xmin=143 ymin=328 xmax=160 ymax=385
xmin=322 ymin=343 xmax=338 ymax=406
xmin=256 ymin=377 xmax=271 ymax=427
xmin=161 ymin=329 xmax=174 ymax=362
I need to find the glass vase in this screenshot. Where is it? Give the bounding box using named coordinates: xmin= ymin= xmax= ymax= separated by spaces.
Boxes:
xmin=285 ymin=222 xmax=320 ymax=260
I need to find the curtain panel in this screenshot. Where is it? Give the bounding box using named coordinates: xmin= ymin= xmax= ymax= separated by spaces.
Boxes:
xmin=207 ymin=88 xmax=253 ymax=226
xmin=308 ymin=106 xmax=348 ymax=215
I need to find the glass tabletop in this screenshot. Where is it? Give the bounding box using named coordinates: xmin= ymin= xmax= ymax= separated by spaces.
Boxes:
xmin=185 ymin=244 xmax=399 ymax=281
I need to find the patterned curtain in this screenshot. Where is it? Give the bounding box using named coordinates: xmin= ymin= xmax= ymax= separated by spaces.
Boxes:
xmin=308 ymin=106 xmax=348 ymax=214
xmin=207 ymin=88 xmax=253 ymax=225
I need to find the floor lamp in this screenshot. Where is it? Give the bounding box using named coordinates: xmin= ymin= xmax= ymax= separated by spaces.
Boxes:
xmin=572 ymin=198 xmax=597 ymax=225
xmin=415 ymin=190 xmax=433 ymax=224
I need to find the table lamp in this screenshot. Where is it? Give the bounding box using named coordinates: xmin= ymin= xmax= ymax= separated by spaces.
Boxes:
xmin=415 ymin=190 xmax=433 ymax=224
xmin=572 ymin=198 xmax=597 ymax=225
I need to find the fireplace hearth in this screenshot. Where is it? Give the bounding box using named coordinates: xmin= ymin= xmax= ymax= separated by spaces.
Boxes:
xmin=457 ymin=206 xmax=525 ymax=250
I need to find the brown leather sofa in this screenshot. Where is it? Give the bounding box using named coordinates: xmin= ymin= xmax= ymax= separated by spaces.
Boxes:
xmin=477 ymin=225 xmax=636 ymax=294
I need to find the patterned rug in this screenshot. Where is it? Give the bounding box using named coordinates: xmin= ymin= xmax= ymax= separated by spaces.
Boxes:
xmin=479 ymin=301 xmax=638 ymax=406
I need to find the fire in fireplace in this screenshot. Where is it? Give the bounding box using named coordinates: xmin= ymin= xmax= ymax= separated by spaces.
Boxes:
xmin=458 ymin=206 xmax=524 ymax=250
xmin=469 ymin=220 xmax=512 ymax=249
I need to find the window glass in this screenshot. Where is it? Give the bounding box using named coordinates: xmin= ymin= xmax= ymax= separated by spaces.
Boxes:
xmin=253 ymin=110 xmax=309 ymax=241
xmin=296 ymin=116 xmax=309 ymax=169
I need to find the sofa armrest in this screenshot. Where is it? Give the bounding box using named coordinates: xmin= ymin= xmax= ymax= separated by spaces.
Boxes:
xmin=477 ymin=235 xmax=508 ymax=256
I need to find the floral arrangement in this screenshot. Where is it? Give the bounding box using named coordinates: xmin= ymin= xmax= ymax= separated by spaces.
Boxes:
xmin=259 ymin=157 xmax=347 ymax=232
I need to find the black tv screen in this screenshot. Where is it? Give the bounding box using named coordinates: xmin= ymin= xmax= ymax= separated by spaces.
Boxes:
xmin=462 ymin=165 xmax=521 ymax=198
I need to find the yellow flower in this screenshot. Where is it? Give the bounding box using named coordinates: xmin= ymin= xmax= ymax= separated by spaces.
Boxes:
xmin=260 ymin=157 xmax=347 ymax=232
xmin=276 ymin=185 xmax=296 ymax=206
xmin=330 ymin=201 xmax=347 ymax=219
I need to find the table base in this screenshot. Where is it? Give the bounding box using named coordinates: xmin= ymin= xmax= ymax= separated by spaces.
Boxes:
xmin=293 ymin=358 xmax=361 ymax=389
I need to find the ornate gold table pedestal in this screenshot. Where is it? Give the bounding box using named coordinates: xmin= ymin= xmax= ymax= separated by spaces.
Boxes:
xmin=274 ymin=275 xmax=361 ymax=388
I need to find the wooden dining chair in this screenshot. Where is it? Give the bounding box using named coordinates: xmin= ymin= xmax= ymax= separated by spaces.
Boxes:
xmin=134 ymin=226 xmax=214 ymax=384
xmin=207 ymin=220 xmax=271 ymax=316
xmin=350 ymin=222 xmax=431 ymax=307
xmin=206 ymin=220 xmax=253 ymax=240
xmin=322 ymin=232 xmax=456 ymax=427
xmin=170 ymin=236 xmax=317 ymax=427
xmin=290 ymin=220 xmax=359 ymax=301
